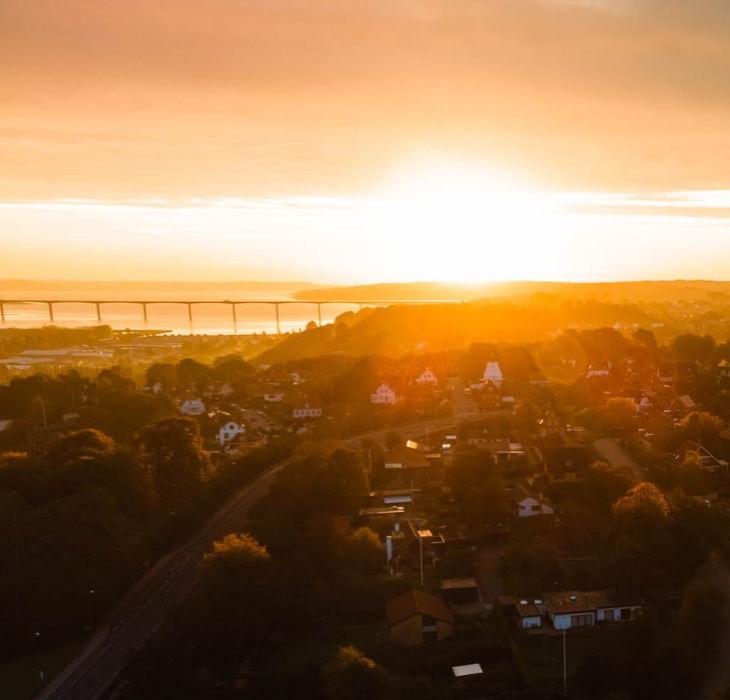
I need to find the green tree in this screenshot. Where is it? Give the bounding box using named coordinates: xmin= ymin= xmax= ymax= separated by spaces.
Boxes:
xmin=137 ymin=417 xmax=211 ymax=512
xmin=323 ymin=646 xmax=389 ymax=700
xmin=187 ymin=533 xmax=287 ymax=666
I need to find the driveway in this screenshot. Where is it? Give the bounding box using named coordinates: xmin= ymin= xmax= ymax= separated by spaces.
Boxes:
xmin=593 ymin=437 xmax=644 ymax=481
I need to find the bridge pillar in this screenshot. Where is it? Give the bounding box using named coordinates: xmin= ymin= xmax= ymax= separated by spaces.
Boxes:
xmin=142 ymin=302 xmax=148 ymax=323
xmin=47 ymin=301 xmax=54 ymax=323
xmin=186 ymin=302 xmax=193 ymax=324
xmin=317 ymin=302 xmax=322 ymax=326
xmin=95 ymin=302 xmax=102 ymax=323
xmin=230 ymin=303 xmax=238 ymax=330
xmin=274 ymin=303 xmax=281 ymax=335
xmin=0 ymin=301 xmax=4 ymax=323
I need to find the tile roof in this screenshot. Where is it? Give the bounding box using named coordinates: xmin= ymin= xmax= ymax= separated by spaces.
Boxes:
xmin=386 ymin=590 xmax=454 ymax=627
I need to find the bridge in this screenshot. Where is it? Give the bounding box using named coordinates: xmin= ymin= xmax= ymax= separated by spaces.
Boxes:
xmin=0 ymin=298 xmax=463 ymax=334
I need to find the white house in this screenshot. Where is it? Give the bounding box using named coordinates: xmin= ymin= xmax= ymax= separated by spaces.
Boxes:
xmin=217 ymin=421 xmax=245 ymax=446
xmin=180 ymin=399 xmax=206 ymax=416
xmin=543 ymin=591 xmax=643 ymax=630
xmin=264 ymin=392 xmax=285 ymax=402
xmin=371 ymin=383 xmax=397 ymax=405
xmin=585 ymin=361 xmax=612 ymax=379
xmin=415 ymin=368 xmax=438 ymax=386
xmin=512 ymin=484 xmax=554 ymax=518
xmin=482 ymin=362 xmax=504 ymax=387
xmin=292 ymin=403 xmax=323 ymax=419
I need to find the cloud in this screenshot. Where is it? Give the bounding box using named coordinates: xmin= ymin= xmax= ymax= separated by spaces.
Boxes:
xmin=1 ymin=0 xmax=730 ymax=197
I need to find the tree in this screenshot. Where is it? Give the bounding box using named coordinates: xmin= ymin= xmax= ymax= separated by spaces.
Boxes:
xmin=601 ymin=397 xmax=638 ymax=436
xmin=447 ymin=447 xmax=494 ymax=497
xmin=323 ymin=646 xmax=389 ymax=700
xmin=672 ymin=334 xmax=716 ymax=364
xmin=137 ymin=417 xmax=211 ymax=512
xmin=144 ymin=363 xmax=177 ymax=392
xmin=633 ymin=327 xmax=658 ymax=350
xmin=384 ymin=431 xmax=401 ymax=450
xmin=613 ymin=482 xmax=669 ymax=533
xmin=676 ymin=577 xmax=726 ymax=667
xmin=583 ymin=461 xmax=634 ymax=513
xmin=514 ymin=401 xmax=541 ymax=436
xmin=677 ymin=411 xmax=725 ymax=451
xmin=186 ymin=533 xmax=287 ymax=666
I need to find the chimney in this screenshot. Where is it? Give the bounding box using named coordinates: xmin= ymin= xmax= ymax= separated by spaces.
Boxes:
xmin=385 ymin=535 xmax=393 ymax=563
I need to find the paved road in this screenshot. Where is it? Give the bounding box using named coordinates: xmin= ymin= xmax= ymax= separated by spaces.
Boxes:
xmin=35 ymin=418 xmax=455 ymax=700
xmin=593 ymin=437 xmax=644 ymax=481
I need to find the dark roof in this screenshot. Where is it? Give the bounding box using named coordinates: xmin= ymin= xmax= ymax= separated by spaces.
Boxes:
xmin=515 ymin=599 xmax=544 ymax=618
xmin=386 ymin=590 xmax=454 ymax=627
xmin=543 ymin=590 xmax=644 ymax=615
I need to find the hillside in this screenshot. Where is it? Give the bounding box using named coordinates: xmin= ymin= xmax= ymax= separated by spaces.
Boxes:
xmin=260 ymin=287 xmax=730 ymax=362
xmin=293 ymin=280 xmax=730 ymax=303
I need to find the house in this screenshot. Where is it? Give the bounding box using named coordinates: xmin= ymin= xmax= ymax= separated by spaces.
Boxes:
xmin=718 ymin=360 xmax=730 ymax=381
xmin=675 ymin=440 xmax=728 ymax=472
xmin=514 ymin=599 xmax=547 ymax=630
xmin=440 ymin=578 xmax=482 ymax=609
xmin=585 ymin=361 xmax=612 ymax=379
xmin=383 ymin=445 xmax=442 ymax=483
xmin=482 ymin=361 xmax=504 ymax=387
xmin=218 ymin=383 xmax=235 ymax=398
xmin=386 ymin=590 xmax=454 ymax=646
xmin=292 ymin=402 xmax=322 ymax=419
xmin=511 ymin=484 xmax=554 ymax=518
xmin=180 ymin=399 xmax=206 ymax=416
xmin=371 ymin=383 xmax=397 ymax=405
xmin=669 ymin=394 xmax=697 ymax=417
xmin=539 ymin=436 xmax=593 ymax=480
xmin=543 ymin=590 xmax=643 ymax=630
xmin=489 ymin=440 xmax=528 ymax=470
xmin=217 ymin=420 xmax=245 ymax=446
xmin=415 ymin=368 xmax=438 ymax=386
xmin=263 ymin=392 xmax=285 ymax=402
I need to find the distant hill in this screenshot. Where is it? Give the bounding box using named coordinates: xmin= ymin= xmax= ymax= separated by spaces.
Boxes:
xmin=294 ymin=280 xmax=730 ymax=303
xmin=261 ymin=281 xmax=730 ymax=362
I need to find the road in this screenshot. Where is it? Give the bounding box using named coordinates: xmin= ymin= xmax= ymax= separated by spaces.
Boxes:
xmin=593 ymin=437 xmax=644 ymax=481
xmin=35 ymin=417 xmax=455 ymax=700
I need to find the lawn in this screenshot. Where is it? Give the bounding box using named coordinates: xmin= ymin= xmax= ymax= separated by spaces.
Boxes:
xmin=0 ymin=638 xmax=86 ymax=700
xmin=517 ymin=627 xmax=630 ymax=691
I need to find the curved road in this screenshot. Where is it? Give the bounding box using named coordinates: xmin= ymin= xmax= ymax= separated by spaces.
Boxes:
xmin=35 ymin=418 xmax=455 ymax=700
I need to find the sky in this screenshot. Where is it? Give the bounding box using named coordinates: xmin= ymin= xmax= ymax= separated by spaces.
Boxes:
xmin=1 ymin=0 xmax=729 ymax=283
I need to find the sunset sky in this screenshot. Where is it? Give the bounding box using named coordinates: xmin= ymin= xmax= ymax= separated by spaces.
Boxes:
xmin=2 ymin=0 xmax=729 ymax=283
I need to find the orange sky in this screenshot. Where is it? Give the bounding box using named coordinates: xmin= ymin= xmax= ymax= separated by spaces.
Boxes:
xmin=1 ymin=0 xmax=729 ymax=282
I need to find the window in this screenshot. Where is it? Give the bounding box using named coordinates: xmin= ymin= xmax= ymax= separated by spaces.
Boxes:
xmin=604 ymin=609 xmax=615 ymax=622
xmin=570 ymin=613 xmax=593 ymax=627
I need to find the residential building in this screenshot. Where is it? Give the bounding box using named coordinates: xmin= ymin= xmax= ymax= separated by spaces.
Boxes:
xmin=386 ymin=590 xmax=454 ymax=646
xmin=217 ymin=420 xmax=245 ymax=446
xmin=180 ymin=399 xmax=205 ymax=416
xmin=292 ymin=402 xmax=323 ymax=419
xmin=543 ymin=590 xmax=643 ymax=630
xmin=482 ymin=361 xmax=504 ymax=387
xmin=415 ymin=368 xmax=438 ymax=386
xmin=371 ymin=383 xmax=397 ymax=405
xmin=511 ymin=484 xmax=554 ymax=518
xmin=675 ymin=440 xmax=729 ymax=472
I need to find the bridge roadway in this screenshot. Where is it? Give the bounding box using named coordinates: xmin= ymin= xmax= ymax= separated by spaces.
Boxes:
xmin=35 ymin=417 xmax=456 ymax=700
xmin=0 ymin=298 xmax=463 ymax=333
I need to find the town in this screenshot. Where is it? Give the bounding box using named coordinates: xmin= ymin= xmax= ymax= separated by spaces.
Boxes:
xmin=3 ymin=310 xmax=730 ymax=699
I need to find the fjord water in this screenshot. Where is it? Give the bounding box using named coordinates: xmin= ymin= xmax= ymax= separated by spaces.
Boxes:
xmin=0 ymin=281 xmax=355 ymax=335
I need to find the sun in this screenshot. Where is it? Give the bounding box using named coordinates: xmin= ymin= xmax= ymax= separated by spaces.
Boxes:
xmin=365 ymin=158 xmax=561 ymax=283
